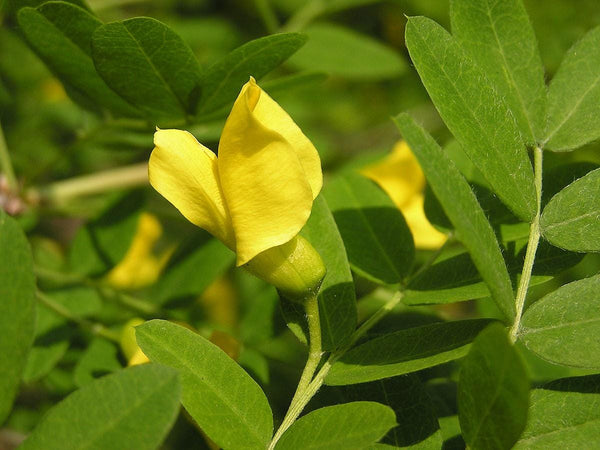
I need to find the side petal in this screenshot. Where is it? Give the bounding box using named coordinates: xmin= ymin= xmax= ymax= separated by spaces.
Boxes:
xmin=218 ymin=80 xmax=314 ymax=266
xmin=249 ymin=77 xmax=322 ymax=199
xmin=149 ymin=129 xmax=234 ymax=248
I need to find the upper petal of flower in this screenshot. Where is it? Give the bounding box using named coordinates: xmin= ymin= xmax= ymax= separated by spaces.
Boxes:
xmin=218 ymin=79 xmax=315 ymax=266
xmin=149 ymin=129 xmax=235 ymax=248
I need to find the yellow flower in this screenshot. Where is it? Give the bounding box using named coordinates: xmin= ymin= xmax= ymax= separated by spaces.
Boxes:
xmin=362 ymin=141 xmax=447 ymax=249
xmin=105 ymin=212 xmax=174 ymax=289
xmin=149 ymin=77 xmax=325 ymax=300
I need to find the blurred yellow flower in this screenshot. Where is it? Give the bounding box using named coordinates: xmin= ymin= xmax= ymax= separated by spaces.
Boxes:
xmin=105 ymin=213 xmax=174 ymax=289
xmin=149 ymin=77 xmax=325 ymax=299
xmin=362 ymin=141 xmax=447 ymax=249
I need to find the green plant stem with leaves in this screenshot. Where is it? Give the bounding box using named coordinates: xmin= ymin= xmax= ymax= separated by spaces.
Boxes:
xmin=510 ymin=145 xmax=544 ymax=341
xmin=269 ymin=290 xmax=404 ymax=449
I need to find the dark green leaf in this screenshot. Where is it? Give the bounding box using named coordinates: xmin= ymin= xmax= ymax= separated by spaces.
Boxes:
xmin=92 ymin=17 xmax=202 ymax=119
xmin=0 ymin=211 xmax=36 ymax=423
xmin=540 ymin=168 xmax=600 ymax=252
xmin=73 ymin=338 xmax=122 ymax=387
xmin=514 ymin=375 xmax=600 ymax=449
xmin=520 ymin=274 xmax=600 ymax=368
xmin=275 ymin=402 xmax=396 ymax=450
xmin=324 ymin=172 xmax=414 ymax=284
xmin=394 ymin=113 xmax=515 ymax=321
xmin=342 ymin=375 xmax=442 ymax=448
xmin=405 ymin=16 xmax=536 ymax=221
xmin=20 ymin=364 xmax=180 ymax=450
xmin=450 ymin=0 xmax=547 ymax=143
xmin=152 ymin=231 xmax=235 ymax=304
xmin=68 ymin=192 xmax=144 ymax=276
xmin=458 ymin=323 xmax=529 ymax=450
xmin=326 ymin=319 xmax=494 ymax=385
xmin=136 ymin=320 xmax=273 ymax=450
xmin=198 ymin=33 xmax=306 ymax=114
xmin=288 ymin=23 xmax=405 ymax=80
xmin=262 ymin=71 xmax=328 ymax=96
xmin=544 ymin=26 xmax=600 ymax=151
xmin=17 ymin=2 xmax=139 ymax=116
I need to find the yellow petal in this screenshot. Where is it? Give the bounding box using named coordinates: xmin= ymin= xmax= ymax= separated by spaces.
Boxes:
xmin=402 ymin=194 xmax=447 ymax=249
xmin=250 ymin=78 xmax=322 ymax=198
xmin=105 ymin=213 xmax=174 ymax=289
xmin=362 ymin=141 xmax=425 ymax=208
xmin=218 ymin=79 xmax=315 ymax=265
xmin=149 ymin=129 xmax=235 ymax=248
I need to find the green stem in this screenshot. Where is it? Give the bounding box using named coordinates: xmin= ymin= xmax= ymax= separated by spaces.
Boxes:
xmin=510 ymin=146 xmax=543 ymax=342
xmin=268 ymin=290 xmax=403 ymax=448
xmin=280 ymin=0 xmax=324 ymax=32
xmin=31 ymin=163 xmax=148 ymax=205
xmin=36 ymin=290 xmax=121 ymax=342
xmin=408 ymin=232 xmax=455 ymax=283
xmin=254 ymin=0 xmax=279 ymax=34
xmin=0 ymin=120 xmax=17 ymax=191
xmin=269 ymin=292 xmax=322 ymax=449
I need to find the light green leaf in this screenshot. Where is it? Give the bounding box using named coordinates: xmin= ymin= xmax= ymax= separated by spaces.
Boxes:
xmin=288 ymin=23 xmax=405 ymax=80
xmin=92 ymin=17 xmax=202 ymax=119
xmin=450 ymin=0 xmax=547 ymax=143
xmin=458 ymin=323 xmax=529 ymax=450
xmin=540 ymin=168 xmax=600 ymax=252
xmin=324 ymin=172 xmax=414 ymax=284
xmin=520 ymin=274 xmax=600 ymax=368
xmin=342 ymin=375 xmax=442 ymax=448
xmin=17 ymin=2 xmax=139 ymax=116
xmin=136 ymin=320 xmax=273 ymax=450
xmin=394 ymin=113 xmax=515 ymax=321
xmin=20 ymin=364 xmax=180 ymax=450
xmin=0 ymin=211 xmax=36 ymax=424
xmin=296 ymin=195 xmax=357 ymax=350
xmin=326 ymin=319 xmax=494 ymax=385
xmin=153 ymin=232 xmax=235 ymax=304
xmin=544 ymin=26 xmax=600 ymax=151
xmin=405 ymin=16 xmax=536 ymax=221
xmin=514 ymin=375 xmax=600 ymax=449
xmin=198 ymin=33 xmax=307 ymax=114
xmin=275 ymin=402 xmax=397 ymax=450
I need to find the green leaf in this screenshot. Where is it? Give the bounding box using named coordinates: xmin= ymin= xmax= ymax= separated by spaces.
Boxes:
xmin=296 ymin=195 xmax=357 ymax=350
xmin=136 ymin=320 xmax=273 ymax=450
xmin=520 ymin=274 xmax=600 ymax=368
xmin=514 ymin=375 xmax=600 ymax=449
xmin=288 ymin=23 xmax=405 ymax=80
xmin=404 ymin=241 xmax=582 ymax=305
xmin=0 ymin=211 xmax=36 ymax=424
xmin=20 ymin=364 xmax=180 ymax=450
xmin=198 ymin=33 xmax=307 ymax=114
xmin=540 ymin=168 xmax=600 ymax=252
xmin=92 ymin=17 xmax=202 ymax=119
xmin=17 ymin=2 xmax=139 ymax=117
xmin=326 ymin=319 xmax=494 ymax=385
xmin=323 ymin=172 xmax=414 ymax=284
xmin=68 ymin=192 xmax=144 ymax=276
xmin=275 ymin=402 xmax=397 ymax=450
xmin=73 ymin=338 xmax=122 ymax=387
xmin=450 ymin=0 xmax=547 ymax=144
xmin=544 ymin=26 xmax=600 ymax=151
xmin=152 ymin=232 xmax=235 ymax=305
xmin=262 ymin=71 xmax=328 ymax=96
xmin=394 ymin=113 xmax=515 ymax=321
xmin=341 ymin=375 xmax=443 ymax=448
xmin=458 ymin=323 xmax=529 ymax=450
xmin=405 ymin=16 xmax=536 ymax=221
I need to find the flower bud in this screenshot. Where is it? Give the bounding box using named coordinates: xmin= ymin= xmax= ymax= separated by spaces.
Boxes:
xmin=244 ymin=235 xmax=326 ymax=302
